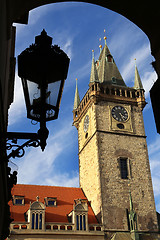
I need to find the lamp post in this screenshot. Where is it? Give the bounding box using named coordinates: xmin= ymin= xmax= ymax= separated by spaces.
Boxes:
xmin=6 ymin=30 xmax=70 ymax=157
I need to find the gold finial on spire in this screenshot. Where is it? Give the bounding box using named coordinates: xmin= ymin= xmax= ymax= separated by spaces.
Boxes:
xmin=134 ymin=58 xmax=137 ymax=66
xmin=104 ymin=29 xmax=107 ymax=45
xmin=92 ymin=50 xmax=94 ymax=59
xmin=99 ymin=38 xmax=102 ymax=53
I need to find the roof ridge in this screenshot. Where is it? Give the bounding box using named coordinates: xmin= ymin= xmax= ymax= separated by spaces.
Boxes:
xmin=15 ymin=184 xmax=81 ymax=189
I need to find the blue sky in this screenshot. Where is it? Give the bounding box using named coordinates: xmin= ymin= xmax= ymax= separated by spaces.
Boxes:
xmin=8 ymin=2 xmax=160 ymax=212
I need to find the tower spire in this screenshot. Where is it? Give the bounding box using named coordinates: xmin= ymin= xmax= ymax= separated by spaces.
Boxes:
xmin=97 ymin=38 xmax=126 ymax=86
xmin=134 ymin=59 xmax=143 ymax=90
xmin=73 ymin=78 xmax=80 ymax=110
xmin=90 ymin=50 xmax=99 ymax=83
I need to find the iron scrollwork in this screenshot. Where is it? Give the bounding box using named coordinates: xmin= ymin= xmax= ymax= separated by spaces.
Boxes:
xmin=6 ymin=132 xmax=40 ymax=160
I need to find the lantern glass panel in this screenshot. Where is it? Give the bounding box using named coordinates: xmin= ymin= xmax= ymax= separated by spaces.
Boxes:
xmin=27 ymin=80 xmax=40 ymax=105
xmin=47 ymin=80 xmax=61 ymax=106
xmin=25 ymin=78 xmax=63 ymax=121
xmin=46 ymin=80 xmax=62 ymax=120
xmin=26 ymin=80 xmax=41 ymax=120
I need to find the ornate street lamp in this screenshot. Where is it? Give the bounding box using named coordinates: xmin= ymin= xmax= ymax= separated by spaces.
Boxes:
xmin=6 ymin=30 xmax=70 ymax=157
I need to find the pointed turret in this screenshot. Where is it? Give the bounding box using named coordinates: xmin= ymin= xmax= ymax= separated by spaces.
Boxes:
xmin=96 ymin=35 xmax=126 ymax=87
xmin=134 ymin=61 xmax=143 ymax=90
xmin=129 ymin=189 xmax=134 ymax=216
xmin=73 ymin=78 xmax=80 ymax=110
xmin=90 ymin=50 xmax=99 ymax=83
xmin=128 ymin=182 xmax=139 ymax=240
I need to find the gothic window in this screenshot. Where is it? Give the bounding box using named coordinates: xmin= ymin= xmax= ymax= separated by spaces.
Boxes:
xmin=32 ymin=213 xmax=34 ymax=229
xmin=28 ymin=200 xmax=45 ymax=230
xmin=120 ymin=158 xmax=128 ymax=179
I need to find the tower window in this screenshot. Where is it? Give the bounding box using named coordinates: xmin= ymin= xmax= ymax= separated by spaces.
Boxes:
xmin=120 ymin=158 xmax=128 ymax=179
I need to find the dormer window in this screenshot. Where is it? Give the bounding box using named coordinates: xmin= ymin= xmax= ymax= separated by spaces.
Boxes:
xmin=45 ymin=197 xmax=57 ymax=207
xmin=13 ymin=195 xmax=24 ymax=205
xmin=106 ymin=54 xmax=113 ymax=63
xmin=73 ymin=199 xmax=88 ymax=231
xmin=112 ymin=77 xmax=117 ymax=84
xmin=27 ymin=197 xmax=45 ymax=230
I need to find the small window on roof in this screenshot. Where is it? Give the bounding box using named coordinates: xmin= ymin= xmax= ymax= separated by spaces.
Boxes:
xmin=112 ymin=77 xmax=117 ymax=84
xmin=13 ymin=195 xmax=24 ymax=205
xmin=45 ymin=197 xmax=57 ymax=207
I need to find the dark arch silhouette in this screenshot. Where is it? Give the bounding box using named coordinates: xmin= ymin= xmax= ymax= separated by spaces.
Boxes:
xmin=10 ymin=1 xmax=160 ymax=74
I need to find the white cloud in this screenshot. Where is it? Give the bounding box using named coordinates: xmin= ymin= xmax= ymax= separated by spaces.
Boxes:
xmin=120 ymin=44 xmax=151 ymax=82
xmin=148 ymin=136 xmax=160 ymax=212
xmin=109 ymin=22 xmax=142 ymax=59
xmin=11 ymin=118 xmax=79 ymax=187
xmin=148 ymin=135 xmax=160 ymax=155
xmin=44 ymin=171 xmax=79 ymax=187
xmin=8 ymin=74 xmax=25 ymax=126
xmin=62 ymin=38 xmax=73 ymax=59
xmin=142 ymin=71 xmax=157 ymax=98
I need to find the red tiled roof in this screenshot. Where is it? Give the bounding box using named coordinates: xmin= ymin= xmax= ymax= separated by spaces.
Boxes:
xmin=9 ymin=184 xmax=98 ymax=224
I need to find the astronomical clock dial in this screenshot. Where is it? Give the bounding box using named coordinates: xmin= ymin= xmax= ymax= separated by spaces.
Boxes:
xmin=83 ymin=115 xmax=89 ymax=132
xmin=111 ymin=106 xmax=128 ymax=122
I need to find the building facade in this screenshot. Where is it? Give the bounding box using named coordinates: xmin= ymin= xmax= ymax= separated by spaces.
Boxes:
xmin=9 ymin=184 xmax=104 ymax=240
xmin=8 ymin=37 xmax=160 ymax=240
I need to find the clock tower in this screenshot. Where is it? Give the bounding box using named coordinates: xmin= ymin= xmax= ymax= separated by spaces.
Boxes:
xmin=73 ymin=37 xmax=158 ymax=234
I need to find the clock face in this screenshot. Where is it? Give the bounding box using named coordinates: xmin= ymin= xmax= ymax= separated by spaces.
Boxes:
xmin=111 ymin=106 xmax=128 ymax=122
xmin=84 ymin=115 xmax=89 ymax=132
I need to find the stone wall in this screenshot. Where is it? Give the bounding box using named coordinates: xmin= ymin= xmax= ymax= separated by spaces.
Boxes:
xmin=78 ymin=99 xmax=158 ymax=232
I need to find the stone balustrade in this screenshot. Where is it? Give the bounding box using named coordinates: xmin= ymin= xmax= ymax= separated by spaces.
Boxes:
xmin=10 ymin=222 xmax=103 ymax=232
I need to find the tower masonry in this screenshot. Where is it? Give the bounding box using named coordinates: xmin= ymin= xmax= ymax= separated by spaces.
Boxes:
xmin=73 ymin=38 xmax=158 ymax=234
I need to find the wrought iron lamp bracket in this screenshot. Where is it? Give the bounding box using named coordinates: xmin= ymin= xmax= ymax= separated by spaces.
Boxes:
xmin=6 ymin=132 xmax=40 ymax=160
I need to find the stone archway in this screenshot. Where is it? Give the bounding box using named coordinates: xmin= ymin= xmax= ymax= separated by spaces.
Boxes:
xmin=1 ymin=1 xmax=160 ymax=239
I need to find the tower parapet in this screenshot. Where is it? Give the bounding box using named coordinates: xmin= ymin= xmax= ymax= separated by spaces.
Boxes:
xmin=73 ymin=81 xmax=146 ymax=126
